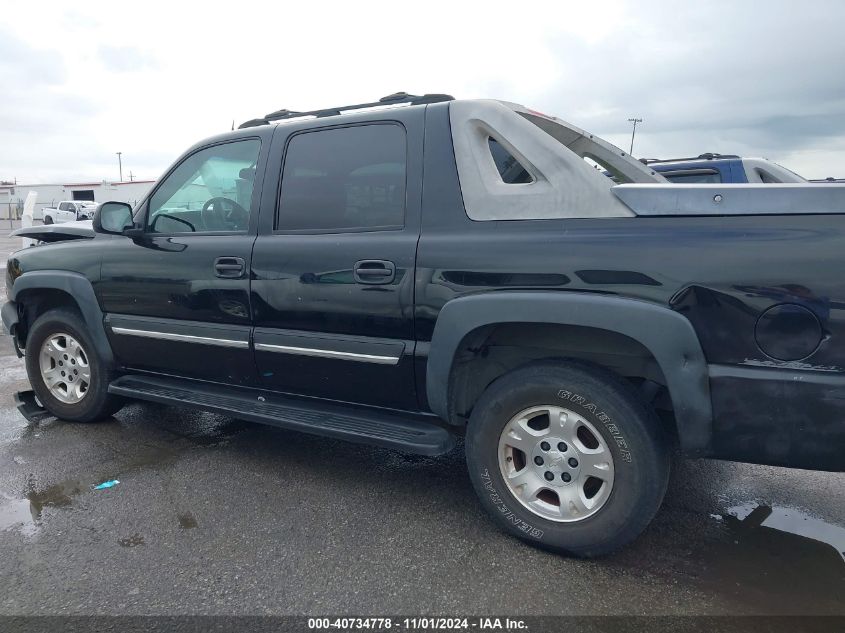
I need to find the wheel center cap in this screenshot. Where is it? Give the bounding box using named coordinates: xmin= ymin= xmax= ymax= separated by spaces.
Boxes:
xmin=531 ymin=436 xmax=580 ymax=487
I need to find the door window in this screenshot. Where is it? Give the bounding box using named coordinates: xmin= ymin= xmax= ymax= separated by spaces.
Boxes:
xmin=147 ymin=139 xmax=260 ymax=234
xmin=277 ymin=124 xmax=406 ymax=232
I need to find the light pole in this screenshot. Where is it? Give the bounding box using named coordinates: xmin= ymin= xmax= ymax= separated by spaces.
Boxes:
xmin=116 ymin=152 xmax=123 ymax=182
xmin=627 ymin=118 xmax=642 ymax=155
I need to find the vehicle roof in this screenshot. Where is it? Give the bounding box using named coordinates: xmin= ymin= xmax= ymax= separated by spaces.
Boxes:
xmin=237 ymin=92 xmax=452 ymax=129
xmin=181 ymin=95 xmax=437 ymax=155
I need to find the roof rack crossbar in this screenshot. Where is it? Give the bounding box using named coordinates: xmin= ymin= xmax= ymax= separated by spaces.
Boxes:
xmin=640 ymin=152 xmax=741 ymax=164
xmin=238 ymin=92 xmax=454 ymax=129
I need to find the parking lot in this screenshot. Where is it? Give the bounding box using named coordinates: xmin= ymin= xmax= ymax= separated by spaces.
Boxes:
xmin=0 ymin=231 xmax=843 ymax=616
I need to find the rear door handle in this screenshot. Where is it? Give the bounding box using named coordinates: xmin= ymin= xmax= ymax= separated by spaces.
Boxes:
xmin=214 ymin=256 xmax=245 ymax=279
xmin=353 ymin=260 xmax=396 ymax=284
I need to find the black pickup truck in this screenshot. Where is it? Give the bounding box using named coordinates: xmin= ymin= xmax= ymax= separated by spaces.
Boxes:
xmin=5 ymin=93 xmax=845 ymax=556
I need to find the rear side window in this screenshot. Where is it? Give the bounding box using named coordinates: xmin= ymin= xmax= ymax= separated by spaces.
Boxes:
xmin=662 ymin=170 xmax=722 ymax=184
xmin=488 ymin=137 xmax=533 ymax=184
xmin=277 ymin=124 xmax=406 ymax=232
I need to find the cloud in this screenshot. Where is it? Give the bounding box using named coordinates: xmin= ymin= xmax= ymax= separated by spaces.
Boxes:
xmin=513 ymin=0 xmax=845 ymax=171
xmin=97 ymin=45 xmax=158 ymax=72
xmin=0 ymin=28 xmax=65 ymax=86
xmin=1 ymin=0 xmax=844 ymax=181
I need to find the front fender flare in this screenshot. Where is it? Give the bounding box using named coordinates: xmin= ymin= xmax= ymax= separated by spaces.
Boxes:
xmin=426 ymin=292 xmax=712 ymax=454
xmin=11 ymin=270 xmax=114 ymax=367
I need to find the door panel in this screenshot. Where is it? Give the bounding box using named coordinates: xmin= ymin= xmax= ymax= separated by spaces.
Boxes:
xmin=251 ymin=231 xmax=418 ymax=408
xmin=105 ymin=312 xmax=252 ymax=383
xmin=97 ymin=234 xmax=257 ymax=384
xmin=95 ymin=135 xmax=268 ymax=385
xmin=251 ymin=113 xmax=423 ymax=410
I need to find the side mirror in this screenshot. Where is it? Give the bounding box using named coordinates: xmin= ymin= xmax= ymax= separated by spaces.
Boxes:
xmin=93 ymin=201 xmax=134 ymax=235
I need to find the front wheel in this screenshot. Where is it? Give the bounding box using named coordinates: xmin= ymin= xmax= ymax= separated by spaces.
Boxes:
xmin=25 ymin=308 xmax=124 ymax=422
xmin=465 ymin=361 xmax=670 ymax=557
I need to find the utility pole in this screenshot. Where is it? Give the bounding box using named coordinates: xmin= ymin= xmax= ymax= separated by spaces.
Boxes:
xmin=627 ymin=118 xmax=643 ymax=155
xmin=116 ymin=152 xmax=123 ymax=182
xmin=129 ymin=171 xmax=134 ymax=182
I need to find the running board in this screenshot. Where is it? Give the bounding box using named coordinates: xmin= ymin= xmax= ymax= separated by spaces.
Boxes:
xmin=108 ymin=375 xmax=456 ymax=456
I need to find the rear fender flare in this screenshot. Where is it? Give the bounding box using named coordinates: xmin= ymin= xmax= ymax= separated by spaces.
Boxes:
xmin=426 ymin=292 xmax=712 ymax=454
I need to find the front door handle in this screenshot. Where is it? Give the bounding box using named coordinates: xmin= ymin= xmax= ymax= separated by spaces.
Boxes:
xmin=214 ymin=256 xmax=245 ymax=279
xmin=353 ymin=260 xmax=396 ymax=284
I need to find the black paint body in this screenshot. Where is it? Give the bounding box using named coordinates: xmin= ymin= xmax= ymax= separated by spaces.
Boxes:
xmin=7 ymin=102 xmax=845 ymax=471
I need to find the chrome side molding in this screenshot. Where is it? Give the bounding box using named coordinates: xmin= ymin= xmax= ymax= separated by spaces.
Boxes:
xmin=254 ymin=342 xmax=399 ymax=365
xmin=110 ymin=327 xmax=250 ymax=349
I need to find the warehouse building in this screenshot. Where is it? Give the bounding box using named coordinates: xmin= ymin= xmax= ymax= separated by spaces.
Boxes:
xmin=0 ymin=180 xmax=155 ymax=220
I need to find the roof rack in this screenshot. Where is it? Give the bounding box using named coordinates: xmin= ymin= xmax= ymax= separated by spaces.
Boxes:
xmin=639 ymin=152 xmax=741 ymax=165
xmin=238 ymin=92 xmax=454 ymax=129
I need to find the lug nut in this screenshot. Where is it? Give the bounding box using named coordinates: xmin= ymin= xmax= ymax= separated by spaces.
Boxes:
xmin=540 ymin=441 xmax=550 ymax=451
xmin=534 ymin=456 xmax=544 ymax=466
xmin=561 ymin=472 xmax=571 ymax=482
xmin=558 ymin=442 xmax=567 ymax=452
xmin=568 ymin=458 xmax=579 ymax=468
xmin=544 ymin=471 xmax=554 ymax=481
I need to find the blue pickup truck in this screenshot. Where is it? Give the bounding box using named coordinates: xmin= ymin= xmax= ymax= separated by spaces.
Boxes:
xmin=644 ymin=153 xmax=807 ymax=184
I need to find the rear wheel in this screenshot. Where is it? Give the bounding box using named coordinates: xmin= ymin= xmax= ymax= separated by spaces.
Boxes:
xmin=465 ymin=361 xmax=669 ymax=557
xmin=25 ymin=308 xmax=123 ymax=422
xmin=43 ymin=215 xmax=53 ymax=225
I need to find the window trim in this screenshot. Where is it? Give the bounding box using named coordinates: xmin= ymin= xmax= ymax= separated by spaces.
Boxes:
xmin=141 ymin=137 xmax=263 ymax=237
xmin=273 ymin=121 xmax=408 ymax=235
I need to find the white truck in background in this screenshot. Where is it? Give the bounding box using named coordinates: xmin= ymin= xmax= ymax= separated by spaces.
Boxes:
xmin=38 ymin=200 xmax=98 ymax=224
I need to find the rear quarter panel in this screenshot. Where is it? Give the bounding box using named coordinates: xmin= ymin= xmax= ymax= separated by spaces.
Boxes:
xmin=418 ymin=104 xmax=845 ymax=470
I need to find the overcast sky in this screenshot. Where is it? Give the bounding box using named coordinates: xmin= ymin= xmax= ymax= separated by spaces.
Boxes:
xmin=2 ymin=0 xmax=844 ymax=183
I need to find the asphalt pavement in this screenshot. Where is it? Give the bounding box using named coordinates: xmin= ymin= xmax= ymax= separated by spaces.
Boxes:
xmin=0 ymin=231 xmax=843 ymax=616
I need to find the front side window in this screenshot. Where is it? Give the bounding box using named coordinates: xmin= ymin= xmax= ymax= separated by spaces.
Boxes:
xmin=148 ymin=139 xmax=260 ymax=234
xmin=277 ymin=124 xmax=406 ymax=232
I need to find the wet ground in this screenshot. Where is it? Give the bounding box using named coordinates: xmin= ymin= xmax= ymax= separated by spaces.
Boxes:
xmin=0 ymin=233 xmax=843 ymax=615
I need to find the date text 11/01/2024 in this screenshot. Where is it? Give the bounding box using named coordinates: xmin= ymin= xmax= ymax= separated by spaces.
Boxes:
xmin=307 ymin=618 xmax=528 ymax=630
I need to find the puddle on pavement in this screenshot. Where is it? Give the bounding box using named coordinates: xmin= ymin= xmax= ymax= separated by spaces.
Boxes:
xmin=697 ymin=502 xmax=845 ymax=613
xmin=0 ymin=405 xmax=36 ymax=449
xmin=0 ymin=402 xmax=64 ymax=450
xmin=722 ymin=503 xmax=845 ymax=562
xmin=127 ymin=402 xmax=253 ymax=446
xmin=0 ymin=441 xmax=179 ymax=537
xmin=0 ymin=498 xmax=39 ymax=536
xmin=0 ymin=479 xmax=83 ymax=535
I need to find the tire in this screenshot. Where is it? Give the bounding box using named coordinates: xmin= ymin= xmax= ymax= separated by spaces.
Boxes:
xmin=25 ymin=308 xmax=124 ymax=422
xmin=465 ymin=360 xmax=669 ymax=557
xmin=43 ymin=215 xmax=53 ymax=225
